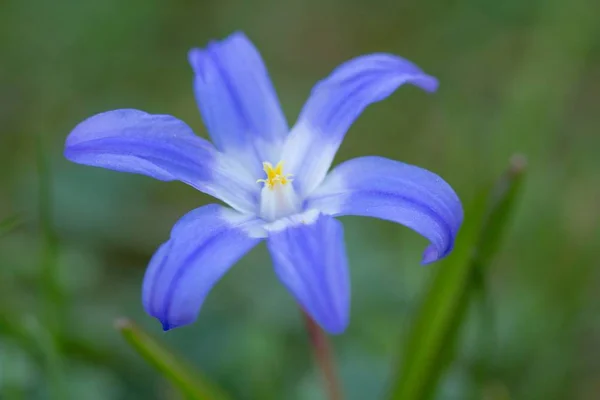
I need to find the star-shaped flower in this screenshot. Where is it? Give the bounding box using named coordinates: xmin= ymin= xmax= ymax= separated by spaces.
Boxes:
xmin=64 ymin=32 xmax=463 ymax=334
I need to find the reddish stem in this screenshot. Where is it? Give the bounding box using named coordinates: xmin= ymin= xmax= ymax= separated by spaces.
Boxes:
xmin=302 ymin=311 xmax=343 ymax=400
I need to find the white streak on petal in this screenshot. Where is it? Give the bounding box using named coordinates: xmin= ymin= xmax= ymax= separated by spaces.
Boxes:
xmin=220 ymin=207 xmax=267 ymax=238
xmin=264 ymin=209 xmax=320 ymax=233
xmin=281 ymin=122 xmax=339 ymax=198
xmin=211 ymin=153 xmax=260 ymax=214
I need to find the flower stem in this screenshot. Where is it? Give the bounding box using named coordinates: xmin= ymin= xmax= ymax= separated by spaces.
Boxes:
xmin=301 ymin=311 xmax=343 ymax=400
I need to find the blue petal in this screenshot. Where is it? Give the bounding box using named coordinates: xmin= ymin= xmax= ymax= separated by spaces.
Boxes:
xmin=64 ymin=109 xmax=259 ymax=213
xmin=189 ymin=32 xmax=288 ymax=169
xmin=282 ymin=54 xmax=438 ymax=197
xmin=307 ymin=156 xmax=463 ymax=264
xmin=142 ymin=204 xmax=264 ymax=330
xmin=266 ymin=211 xmax=350 ymax=334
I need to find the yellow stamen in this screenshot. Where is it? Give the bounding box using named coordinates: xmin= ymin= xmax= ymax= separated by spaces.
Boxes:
xmin=257 ymin=161 xmax=293 ymax=189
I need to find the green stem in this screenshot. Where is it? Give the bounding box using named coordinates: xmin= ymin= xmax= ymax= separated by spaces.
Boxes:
xmin=302 ymin=311 xmax=343 ymax=400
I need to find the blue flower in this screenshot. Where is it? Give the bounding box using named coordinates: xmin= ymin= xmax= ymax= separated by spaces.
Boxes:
xmin=64 ymin=32 xmax=463 ymax=334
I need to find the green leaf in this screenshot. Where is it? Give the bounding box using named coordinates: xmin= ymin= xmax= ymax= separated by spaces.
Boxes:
xmin=388 ymin=155 xmax=527 ymax=400
xmin=115 ymin=318 xmax=230 ymax=400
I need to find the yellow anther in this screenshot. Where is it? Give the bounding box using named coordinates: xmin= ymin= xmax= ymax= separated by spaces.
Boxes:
xmin=256 ymin=161 xmax=293 ymax=189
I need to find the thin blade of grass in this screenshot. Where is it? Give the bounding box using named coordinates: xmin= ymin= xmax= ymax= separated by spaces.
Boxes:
xmin=115 ymin=318 xmax=230 ymax=400
xmin=36 ymin=135 xmax=64 ymax=331
xmin=473 ymin=155 xmax=527 ymax=270
xmin=388 ymin=155 xmax=527 ymax=400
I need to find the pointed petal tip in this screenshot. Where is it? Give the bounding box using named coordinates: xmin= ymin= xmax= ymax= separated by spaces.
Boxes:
xmin=149 ymin=311 xmax=186 ymax=332
xmin=225 ymin=30 xmax=249 ymax=43
xmin=421 ymin=245 xmax=441 ymax=265
xmin=420 ymin=242 xmax=455 ymax=265
xmin=386 ymin=55 xmax=439 ymax=93
xmin=188 ymin=31 xmax=251 ymax=70
xmin=418 ymin=75 xmax=439 ymax=93
xmin=161 ymin=320 xmax=174 ymax=332
xmin=187 ymin=48 xmax=203 ymax=70
xmin=157 ymin=314 xmax=187 ymax=332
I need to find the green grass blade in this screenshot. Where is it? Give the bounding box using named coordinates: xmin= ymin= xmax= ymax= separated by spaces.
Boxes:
xmin=115 ymin=318 xmax=230 ymax=400
xmin=473 ymin=155 xmax=527 ymax=270
xmin=388 ymin=155 xmax=527 ymax=400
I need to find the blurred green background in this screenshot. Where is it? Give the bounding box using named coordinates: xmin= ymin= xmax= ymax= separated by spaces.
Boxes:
xmin=1 ymin=0 xmax=599 ymax=399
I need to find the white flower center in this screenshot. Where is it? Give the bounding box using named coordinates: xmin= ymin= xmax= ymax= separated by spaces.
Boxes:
xmin=257 ymin=161 xmax=301 ymax=221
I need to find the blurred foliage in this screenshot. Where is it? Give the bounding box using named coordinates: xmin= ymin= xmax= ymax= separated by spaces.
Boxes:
xmin=0 ymin=215 xmax=23 ymax=239
xmin=1 ymin=0 xmax=599 ymax=399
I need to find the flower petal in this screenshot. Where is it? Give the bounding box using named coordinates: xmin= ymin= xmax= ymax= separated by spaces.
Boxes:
xmin=307 ymin=156 xmax=463 ymax=264
xmin=265 ymin=210 xmax=350 ymax=334
xmin=142 ymin=204 xmax=265 ymax=331
xmin=282 ymin=54 xmax=438 ymax=197
xmin=189 ymin=32 xmax=288 ymax=169
xmin=64 ymin=109 xmax=259 ymax=213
